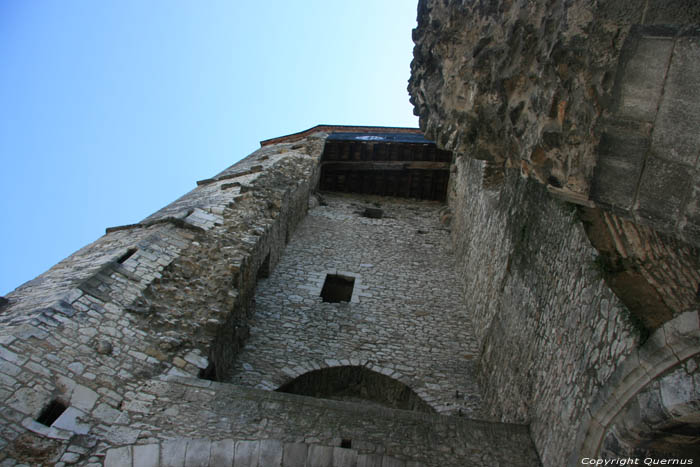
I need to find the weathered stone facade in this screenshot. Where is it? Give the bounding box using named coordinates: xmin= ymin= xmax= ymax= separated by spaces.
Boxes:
xmin=409 ymin=0 xmax=700 ymax=464
xmin=2 ymin=2 xmax=700 ymax=464
xmin=0 ymin=127 xmax=545 ymax=466
xmin=448 ymin=156 xmax=641 ymax=465
xmin=0 ymin=135 xmax=326 ymax=466
xmin=409 ymin=0 xmax=700 ymax=246
xmin=229 ymin=193 xmax=481 ymax=416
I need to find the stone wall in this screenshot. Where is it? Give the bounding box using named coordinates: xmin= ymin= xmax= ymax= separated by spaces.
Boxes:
xmin=92 ymin=375 xmax=540 ymax=467
xmin=409 ymin=1 xmax=700 ymax=460
xmin=0 ymin=135 xmax=324 ymax=465
xmin=448 ymin=156 xmax=641 ymax=466
xmin=0 ymin=130 xmax=545 ymax=466
xmin=409 ymin=0 xmax=700 ymax=246
xmin=228 ymin=193 xmax=482 ymax=416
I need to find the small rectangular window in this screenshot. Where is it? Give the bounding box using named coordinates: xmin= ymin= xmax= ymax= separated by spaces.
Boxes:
xmin=36 ymin=399 xmax=68 ymax=427
xmin=320 ymin=274 xmax=355 ymax=303
xmin=116 ymin=248 xmax=137 ymax=264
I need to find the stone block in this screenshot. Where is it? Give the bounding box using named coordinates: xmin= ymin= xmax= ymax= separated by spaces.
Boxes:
xmin=590 ymin=122 xmax=650 ymax=210
xmin=333 ymin=447 xmax=358 ymax=467
xmin=0 ymin=346 xmax=27 ymax=366
xmin=588 ymin=382 xmax=620 ymax=427
xmin=282 ymin=443 xmax=307 ymax=467
xmin=644 ymin=0 xmax=700 ymax=23
xmin=635 ymin=156 xmax=691 ymax=227
xmin=682 ymin=216 xmax=700 ymax=246
xmin=607 ymin=352 xmax=651 ymax=407
xmin=307 ymin=445 xmax=333 ymax=467
xmin=0 ymin=360 xmax=20 ymax=377
xmin=21 ymin=416 xmax=72 ymax=440
xmin=70 ymin=385 xmax=99 ymax=412
xmin=52 ymin=407 xmax=89 ymax=435
xmin=637 ymin=328 xmax=678 ymax=377
xmin=92 ymin=403 xmax=123 ymax=424
xmin=61 ymin=451 xmax=81 ymax=463
xmin=659 ymin=366 xmax=696 ymax=417
xmin=105 ymin=425 xmax=141 ymax=446
xmin=259 ymin=439 xmax=283 ymax=466
xmin=210 ymin=439 xmax=234 ymax=466
xmin=664 ymin=310 xmax=700 ymax=338
xmin=616 ymin=36 xmax=674 ymax=122
xmin=234 ymin=440 xmax=260 ymax=466
xmin=185 ymin=439 xmax=211 ymax=467
xmin=381 ymin=456 xmax=405 ymax=467
xmin=104 ymin=446 xmax=132 ymax=467
xmin=7 ymin=387 xmax=49 ymax=416
xmin=651 ymin=36 xmax=700 ymax=167
xmin=133 ymin=444 xmax=160 ymax=467
xmin=160 ymin=439 xmax=187 ymax=467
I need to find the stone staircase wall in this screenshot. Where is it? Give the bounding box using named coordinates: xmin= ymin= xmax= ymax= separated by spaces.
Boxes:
xmin=102 ymin=376 xmax=539 ymax=467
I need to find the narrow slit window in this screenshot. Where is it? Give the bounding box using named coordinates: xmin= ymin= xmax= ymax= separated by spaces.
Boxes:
xmin=320 ymin=274 xmax=355 ymax=303
xmin=116 ymin=248 xmax=137 ymax=264
xmin=258 ymin=253 xmax=271 ymax=279
xmin=36 ymin=399 xmax=68 ymax=427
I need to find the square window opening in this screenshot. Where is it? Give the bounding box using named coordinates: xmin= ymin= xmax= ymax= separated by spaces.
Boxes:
xmin=36 ymin=399 xmax=68 ymax=427
xmin=320 ymin=274 xmax=355 ymax=303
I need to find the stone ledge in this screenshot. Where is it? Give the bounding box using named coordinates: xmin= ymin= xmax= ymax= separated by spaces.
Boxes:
xmin=134 ymin=376 xmax=539 ymax=467
xmin=104 ymin=438 xmax=415 ymax=467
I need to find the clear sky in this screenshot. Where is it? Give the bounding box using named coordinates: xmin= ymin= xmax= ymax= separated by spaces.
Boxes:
xmin=0 ymin=1 xmax=419 ymax=295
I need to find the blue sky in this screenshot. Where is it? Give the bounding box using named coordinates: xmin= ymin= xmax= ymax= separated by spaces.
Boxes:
xmin=0 ymin=1 xmax=419 ymax=295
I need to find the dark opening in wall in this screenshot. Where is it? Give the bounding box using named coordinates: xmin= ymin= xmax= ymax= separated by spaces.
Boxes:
xmin=258 ymin=253 xmax=271 ymax=279
xmin=36 ymin=400 xmax=67 ymax=427
xmin=320 ymin=274 xmax=355 ymax=303
xmin=116 ymin=248 xmax=137 ymax=264
xmin=362 ymin=207 xmax=383 ymax=219
xmin=199 ymin=362 xmax=217 ymax=382
xmin=341 ymin=439 xmax=352 ymax=449
xmin=277 ymin=366 xmax=435 ymax=413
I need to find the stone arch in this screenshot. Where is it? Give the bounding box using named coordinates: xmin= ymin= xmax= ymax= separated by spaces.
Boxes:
xmin=569 ymin=311 xmax=700 ymax=465
xmin=599 ymin=359 xmax=700 ymax=459
xmin=275 ymin=364 xmax=436 ymax=413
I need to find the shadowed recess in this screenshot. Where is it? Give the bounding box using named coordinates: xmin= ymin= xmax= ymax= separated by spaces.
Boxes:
xmin=276 ymin=365 xmax=435 ymax=413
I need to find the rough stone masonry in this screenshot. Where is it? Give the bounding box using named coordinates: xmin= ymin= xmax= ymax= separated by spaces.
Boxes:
xmin=1 ymin=0 xmax=700 ymax=465
xmin=0 ymin=126 xmax=542 ymax=466
xmin=409 ymin=0 xmax=700 ymax=464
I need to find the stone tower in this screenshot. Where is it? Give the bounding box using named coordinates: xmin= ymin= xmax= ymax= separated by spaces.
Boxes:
xmin=2 ymin=1 xmax=700 ymax=465
xmin=0 ymin=125 xmax=540 ymax=466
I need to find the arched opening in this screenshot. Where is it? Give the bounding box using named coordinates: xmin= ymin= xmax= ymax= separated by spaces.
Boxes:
xmin=570 ymin=311 xmax=700 ymax=466
xmin=276 ymin=365 xmax=435 ymax=413
xmin=600 ymin=356 xmax=700 ymax=461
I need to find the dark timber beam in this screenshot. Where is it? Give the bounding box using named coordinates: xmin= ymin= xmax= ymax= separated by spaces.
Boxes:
xmin=320 ymin=161 xmax=449 ymax=171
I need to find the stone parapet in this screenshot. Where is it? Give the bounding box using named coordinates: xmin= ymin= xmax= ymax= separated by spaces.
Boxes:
xmin=99 ymin=375 xmax=539 ymax=467
xmin=0 ymin=134 xmax=325 ymax=465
